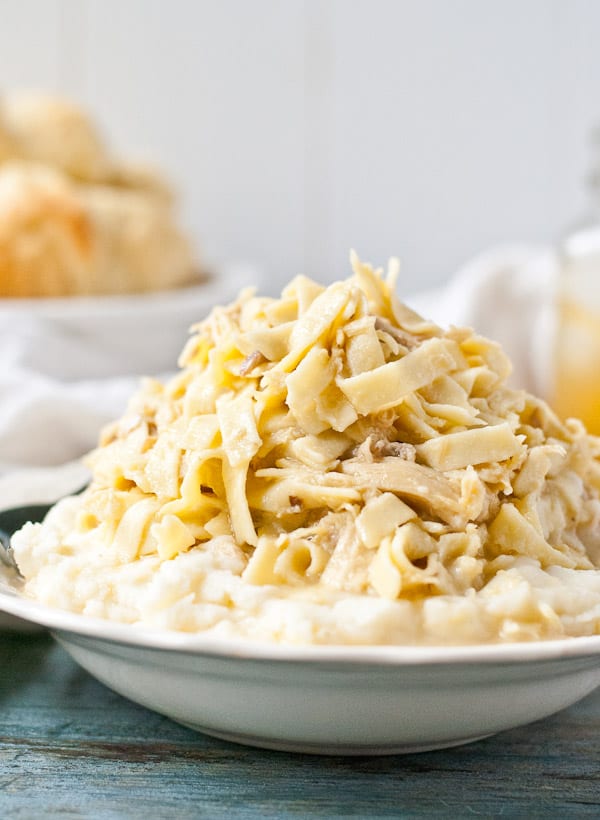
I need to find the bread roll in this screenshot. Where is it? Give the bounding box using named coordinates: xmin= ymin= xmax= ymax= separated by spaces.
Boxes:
xmin=0 ymin=161 xmax=195 ymax=297
xmin=0 ymin=94 xmax=198 ymax=297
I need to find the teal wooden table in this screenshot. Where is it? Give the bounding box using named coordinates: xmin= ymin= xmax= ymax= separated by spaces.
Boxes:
xmin=1 ymin=632 xmax=598 ymax=818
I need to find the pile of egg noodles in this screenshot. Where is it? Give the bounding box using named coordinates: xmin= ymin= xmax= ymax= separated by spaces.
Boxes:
xmin=12 ymin=253 xmax=600 ymax=644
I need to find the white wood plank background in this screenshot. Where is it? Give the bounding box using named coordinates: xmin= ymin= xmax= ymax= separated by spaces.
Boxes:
xmin=1 ymin=0 xmax=600 ymax=294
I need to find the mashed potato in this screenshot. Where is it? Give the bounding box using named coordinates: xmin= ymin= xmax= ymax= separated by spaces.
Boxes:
xmin=11 ymin=253 xmax=600 ymax=644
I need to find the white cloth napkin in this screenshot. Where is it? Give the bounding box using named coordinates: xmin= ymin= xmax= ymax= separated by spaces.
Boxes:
xmin=407 ymin=244 xmax=557 ymax=398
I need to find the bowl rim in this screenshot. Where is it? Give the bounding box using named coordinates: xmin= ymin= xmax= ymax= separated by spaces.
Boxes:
xmin=0 ymin=263 xmax=259 ymax=318
xmin=1 ymin=581 xmax=600 ymax=666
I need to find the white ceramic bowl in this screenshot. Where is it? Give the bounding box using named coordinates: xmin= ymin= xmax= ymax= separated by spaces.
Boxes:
xmin=0 ymin=265 xmax=259 ymax=380
xmin=1 ymin=576 xmax=599 ymax=755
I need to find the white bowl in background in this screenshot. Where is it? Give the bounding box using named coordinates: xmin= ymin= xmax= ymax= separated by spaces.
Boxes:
xmin=0 ymin=265 xmax=260 ymax=380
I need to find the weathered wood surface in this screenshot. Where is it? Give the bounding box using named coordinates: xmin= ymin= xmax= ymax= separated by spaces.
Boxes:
xmin=0 ymin=633 xmax=598 ymax=818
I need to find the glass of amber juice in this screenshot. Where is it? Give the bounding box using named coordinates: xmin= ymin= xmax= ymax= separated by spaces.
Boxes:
xmin=553 ymin=229 xmax=600 ymax=434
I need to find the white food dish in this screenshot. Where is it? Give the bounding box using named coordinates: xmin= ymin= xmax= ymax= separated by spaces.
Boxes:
xmin=1 ymin=573 xmax=599 ymax=755
xmin=0 ymin=264 xmax=260 ymax=380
